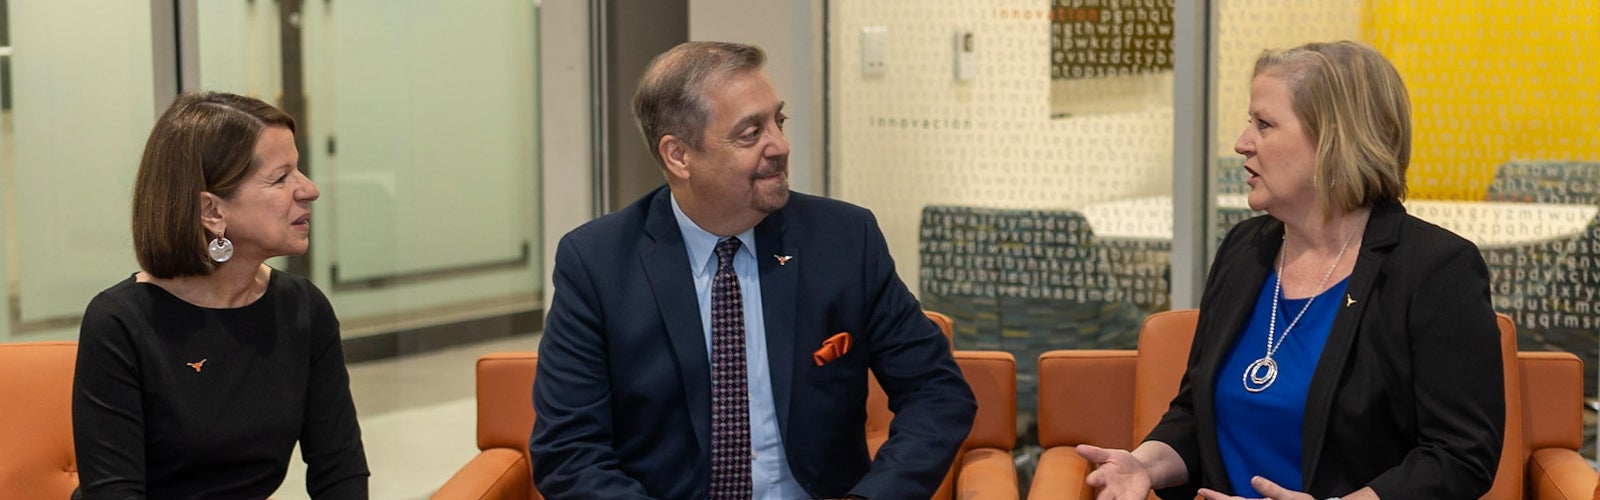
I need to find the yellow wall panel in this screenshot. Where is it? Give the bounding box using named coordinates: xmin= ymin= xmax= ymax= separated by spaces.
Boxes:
xmin=1362 ymin=0 xmax=1600 ymax=200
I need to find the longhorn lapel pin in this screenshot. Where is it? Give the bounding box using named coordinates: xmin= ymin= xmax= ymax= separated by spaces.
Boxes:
xmin=186 ymin=359 xmax=207 ymax=372
xmin=774 ymin=254 xmax=794 ymax=266
xmin=1345 ymin=294 xmax=1356 ymax=307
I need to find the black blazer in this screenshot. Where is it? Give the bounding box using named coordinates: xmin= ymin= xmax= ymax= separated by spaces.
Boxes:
xmin=1146 ymin=201 xmax=1505 ymax=499
xmin=530 ymin=186 xmax=977 ymax=499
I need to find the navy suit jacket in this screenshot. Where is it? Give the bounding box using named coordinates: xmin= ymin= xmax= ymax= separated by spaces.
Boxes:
xmin=1146 ymin=201 xmax=1504 ymax=499
xmin=530 ymin=186 xmax=977 ymax=499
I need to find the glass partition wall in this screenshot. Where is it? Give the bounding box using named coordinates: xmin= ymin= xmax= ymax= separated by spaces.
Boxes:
xmin=829 ymin=1 xmax=1181 ymax=483
xmin=1 ymin=1 xmax=158 ymax=339
xmin=1 ymin=1 xmax=543 ymax=353
xmin=829 ymin=0 xmax=1597 ymax=484
xmin=0 ymin=4 xmax=543 ymax=496
xmin=193 ymin=1 xmax=543 ymax=357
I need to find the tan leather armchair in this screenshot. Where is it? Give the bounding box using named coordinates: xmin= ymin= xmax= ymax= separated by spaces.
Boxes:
xmin=436 ymin=311 xmax=1019 ymax=499
xmin=867 ymin=311 xmax=1020 ymax=499
xmin=1030 ymin=309 xmax=1593 ymax=500
xmin=942 ymin=350 xmax=1020 ymax=499
xmin=1031 ymin=309 xmax=1191 ymax=500
xmin=1520 ymin=351 xmax=1595 ymax=499
xmin=433 ymin=351 xmax=542 ymax=500
xmin=0 ymin=342 xmax=80 ymax=498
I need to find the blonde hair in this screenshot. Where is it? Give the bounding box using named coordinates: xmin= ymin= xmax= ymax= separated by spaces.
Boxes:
xmin=1254 ymin=41 xmax=1410 ymax=215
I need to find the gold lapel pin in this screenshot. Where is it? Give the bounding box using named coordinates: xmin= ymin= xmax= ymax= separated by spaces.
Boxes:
xmin=775 ymin=255 xmax=794 ymax=266
xmin=1345 ymin=294 xmax=1356 ymax=307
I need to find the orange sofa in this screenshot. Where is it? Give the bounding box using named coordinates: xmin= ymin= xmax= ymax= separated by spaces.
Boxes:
xmin=940 ymin=350 xmax=1019 ymax=499
xmin=867 ymin=311 xmax=1019 ymax=499
xmin=1521 ymin=351 xmax=1596 ymax=499
xmin=434 ymin=311 xmax=1021 ymax=499
xmin=1030 ymin=309 xmax=1594 ymax=500
xmin=0 ymin=342 xmax=80 ymax=498
xmin=432 ymin=350 xmax=543 ymax=500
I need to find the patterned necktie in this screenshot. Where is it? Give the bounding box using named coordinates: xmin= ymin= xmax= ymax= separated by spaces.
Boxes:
xmin=709 ymin=237 xmax=752 ymax=499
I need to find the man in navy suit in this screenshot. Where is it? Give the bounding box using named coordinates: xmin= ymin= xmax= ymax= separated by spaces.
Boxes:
xmin=529 ymin=41 xmax=977 ymax=499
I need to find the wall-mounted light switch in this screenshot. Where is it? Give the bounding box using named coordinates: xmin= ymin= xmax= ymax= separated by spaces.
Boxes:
xmin=862 ymin=26 xmax=887 ymax=76
xmin=954 ymin=29 xmax=976 ymax=81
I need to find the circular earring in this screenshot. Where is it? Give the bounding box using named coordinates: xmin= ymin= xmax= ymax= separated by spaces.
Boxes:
xmin=208 ymin=231 xmax=234 ymax=263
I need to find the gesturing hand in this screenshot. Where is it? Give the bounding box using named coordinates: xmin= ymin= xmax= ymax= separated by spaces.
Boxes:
xmin=1197 ymin=476 xmax=1315 ymax=500
xmin=1076 ymin=444 xmax=1153 ymax=500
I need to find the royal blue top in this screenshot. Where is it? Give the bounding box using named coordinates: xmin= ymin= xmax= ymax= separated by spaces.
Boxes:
xmin=1214 ymin=272 xmax=1349 ymax=496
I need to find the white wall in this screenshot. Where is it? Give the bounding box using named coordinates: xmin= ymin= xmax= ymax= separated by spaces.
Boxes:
xmin=540 ymin=0 xmax=595 ymax=314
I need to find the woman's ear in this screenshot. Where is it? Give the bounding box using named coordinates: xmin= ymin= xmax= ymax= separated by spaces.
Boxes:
xmin=660 ymin=135 xmax=692 ymax=182
xmin=199 ymin=192 xmax=226 ymax=239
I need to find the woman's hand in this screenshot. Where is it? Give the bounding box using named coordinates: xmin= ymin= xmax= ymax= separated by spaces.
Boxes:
xmin=1197 ymin=476 xmax=1313 ymax=500
xmin=1077 ymin=444 xmax=1154 ymax=500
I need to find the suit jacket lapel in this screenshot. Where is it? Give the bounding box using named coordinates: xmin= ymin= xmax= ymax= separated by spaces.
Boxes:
xmin=1301 ymin=202 xmax=1400 ymax=486
xmin=1196 ymin=219 xmax=1278 ymax=488
xmin=756 ymin=209 xmax=798 ymax=433
xmin=639 ymin=189 xmax=712 ymax=452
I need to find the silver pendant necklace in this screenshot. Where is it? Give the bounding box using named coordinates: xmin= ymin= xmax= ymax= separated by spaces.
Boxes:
xmin=1243 ymin=224 xmax=1360 ymax=393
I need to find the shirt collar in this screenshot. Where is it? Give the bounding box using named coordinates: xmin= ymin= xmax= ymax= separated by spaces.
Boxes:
xmin=670 ymin=193 xmax=755 ymax=278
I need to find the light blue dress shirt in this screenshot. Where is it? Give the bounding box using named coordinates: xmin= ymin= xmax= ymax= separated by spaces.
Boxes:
xmin=671 ymin=195 xmax=809 ymax=500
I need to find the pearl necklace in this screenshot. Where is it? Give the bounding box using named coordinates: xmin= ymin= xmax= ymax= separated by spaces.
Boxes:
xmin=1242 ymin=224 xmax=1360 ymax=393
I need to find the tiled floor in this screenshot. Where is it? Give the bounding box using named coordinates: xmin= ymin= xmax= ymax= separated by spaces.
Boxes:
xmin=272 ymin=334 xmax=540 ymax=500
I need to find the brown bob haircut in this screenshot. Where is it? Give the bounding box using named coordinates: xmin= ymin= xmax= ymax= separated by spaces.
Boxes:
xmin=131 ymin=91 xmax=296 ymax=278
xmin=632 ymin=41 xmax=766 ymax=168
xmin=1254 ymin=41 xmax=1412 ymax=215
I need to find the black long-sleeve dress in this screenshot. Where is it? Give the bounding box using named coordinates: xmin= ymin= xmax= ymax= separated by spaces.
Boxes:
xmin=72 ymin=269 xmax=369 ymax=499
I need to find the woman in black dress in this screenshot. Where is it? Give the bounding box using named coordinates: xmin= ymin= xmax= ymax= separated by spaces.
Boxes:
xmin=73 ymin=91 xmax=369 ymax=499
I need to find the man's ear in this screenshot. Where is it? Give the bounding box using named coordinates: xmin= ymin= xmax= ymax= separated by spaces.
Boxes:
xmin=659 ymin=134 xmax=692 ymax=182
xmin=199 ymin=192 xmax=226 ymax=238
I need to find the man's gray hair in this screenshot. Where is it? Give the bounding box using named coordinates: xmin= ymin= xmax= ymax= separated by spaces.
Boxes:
xmin=632 ymin=41 xmax=767 ymax=167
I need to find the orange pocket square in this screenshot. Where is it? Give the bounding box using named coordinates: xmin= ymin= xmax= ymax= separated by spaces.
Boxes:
xmin=813 ymin=332 xmax=854 ymax=366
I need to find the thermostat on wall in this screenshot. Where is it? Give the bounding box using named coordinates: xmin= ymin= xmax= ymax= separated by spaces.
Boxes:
xmin=954 ymin=29 xmax=976 ymax=81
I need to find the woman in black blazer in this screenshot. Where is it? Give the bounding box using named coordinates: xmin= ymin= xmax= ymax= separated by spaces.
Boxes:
xmin=1076 ymin=41 xmax=1503 ymax=500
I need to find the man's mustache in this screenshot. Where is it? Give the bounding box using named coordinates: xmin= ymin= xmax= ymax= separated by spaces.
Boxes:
xmin=754 ymin=158 xmax=788 ymax=179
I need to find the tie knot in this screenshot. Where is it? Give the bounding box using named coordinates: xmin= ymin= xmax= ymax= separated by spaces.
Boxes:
xmin=714 ymin=238 xmax=742 ymax=270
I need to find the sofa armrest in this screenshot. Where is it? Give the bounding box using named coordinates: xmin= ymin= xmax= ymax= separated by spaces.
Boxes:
xmin=1520 ymin=351 xmax=1585 ymax=451
xmin=1038 ymin=350 xmax=1137 ymax=449
xmin=956 ymin=448 xmax=1018 ymax=499
xmin=1030 ymin=446 xmax=1093 ymax=500
xmin=476 ymin=353 xmax=540 ymax=451
xmin=956 ymin=351 xmax=1018 ymax=450
xmin=431 ymin=448 xmax=535 ymax=500
xmin=1527 ymin=448 xmax=1597 ymax=500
